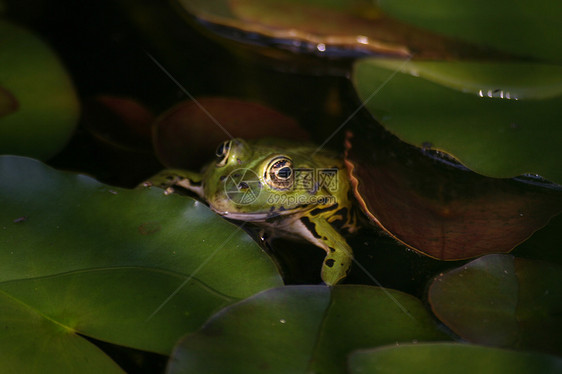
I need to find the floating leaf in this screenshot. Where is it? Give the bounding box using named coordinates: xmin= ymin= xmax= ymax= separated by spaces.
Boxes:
xmin=429 ymin=254 xmax=562 ymax=355
xmin=344 ymin=128 xmax=562 ymax=260
xmin=0 ymin=21 xmax=79 ymax=160
xmin=353 ymin=59 xmax=562 ymax=184
xmin=0 ymin=290 xmax=124 ymax=374
xmin=377 ymin=0 xmax=562 ymax=63
xmin=372 ymin=59 xmax=562 ymax=100
xmin=0 ymin=268 xmax=236 ymax=355
xmin=153 ymin=97 xmax=308 ymax=169
xmin=0 ymin=156 xmax=282 ymax=370
xmin=168 ymin=285 xmax=448 ymax=374
xmin=349 ymin=343 xmax=562 ymax=374
xmin=175 ymin=0 xmax=498 ymax=59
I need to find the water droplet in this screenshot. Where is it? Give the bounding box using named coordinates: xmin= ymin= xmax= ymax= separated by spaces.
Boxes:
xmin=356 ymin=35 xmax=369 ymax=45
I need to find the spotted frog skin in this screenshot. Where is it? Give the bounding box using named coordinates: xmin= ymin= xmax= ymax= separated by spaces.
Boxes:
xmin=146 ymin=138 xmax=358 ymax=285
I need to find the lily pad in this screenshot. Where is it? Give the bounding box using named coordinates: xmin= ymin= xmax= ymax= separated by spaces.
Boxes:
xmin=167 ymin=285 xmax=449 ymax=374
xmin=353 ymin=59 xmax=562 ymax=184
xmin=349 ymin=343 xmax=562 ymax=374
xmin=0 ymin=290 xmax=124 ymax=374
xmin=176 ymin=0 xmax=497 ymax=59
xmin=0 ymin=21 xmax=79 ymax=160
xmin=377 ymin=0 xmax=562 ymax=63
xmin=428 ymin=254 xmax=562 ymax=355
xmin=344 ymin=128 xmax=562 ymax=260
xmin=0 ymin=156 xmax=282 ymax=370
xmin=153 ymin=97 xmax=308 ymax=169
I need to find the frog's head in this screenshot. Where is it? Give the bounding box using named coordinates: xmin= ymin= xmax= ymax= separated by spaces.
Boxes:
xmin=201 ymin=138 xmax=338 ymax=221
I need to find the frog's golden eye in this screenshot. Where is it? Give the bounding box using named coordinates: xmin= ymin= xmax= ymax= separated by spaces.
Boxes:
xmin=265 ymin=156 xmax=293 ymax=190
xmin=215 ymin=140 xmax=231 ymax=167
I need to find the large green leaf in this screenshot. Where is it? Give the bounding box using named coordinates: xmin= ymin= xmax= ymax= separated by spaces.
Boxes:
xmin=0 ymin=156 xmax=282 ymax=370
xmin=349 ymin=343 xmax=562 ymax=374
xmin=428 ymin=254 xmax=562 ymax=355
xmin=353 ymin=59 xmax=562 ymax=184
xmin=377 ymin=0 xmax=562 ymax=62
xmin=0 ymin=290 xmax=124 ymax=374
xmin=168 ymin=285 xmax=449 ymax=374
xmin=0 ymin=21 xmax=79 ymax=160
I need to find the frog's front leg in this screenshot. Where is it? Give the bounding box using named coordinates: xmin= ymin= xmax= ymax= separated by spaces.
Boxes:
xmin=298 ymin=216 xmax=353 ymax=286
xmin=140 ymin=169 xmax=204 ymax=198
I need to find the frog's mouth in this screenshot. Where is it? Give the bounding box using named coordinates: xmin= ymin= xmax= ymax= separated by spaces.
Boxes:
xmin=209 ymin=206 xmax=307 ymax=222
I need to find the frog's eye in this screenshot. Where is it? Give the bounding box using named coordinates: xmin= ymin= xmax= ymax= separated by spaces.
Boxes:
xmin=265 ymin=156 xmax=293 ymax=190
xmin=215 ymin=140 xmax=231 ymax=167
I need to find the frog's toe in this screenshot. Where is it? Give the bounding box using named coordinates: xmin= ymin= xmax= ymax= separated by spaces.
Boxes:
xmin=320 ymin=256 xmax=351 ymax=286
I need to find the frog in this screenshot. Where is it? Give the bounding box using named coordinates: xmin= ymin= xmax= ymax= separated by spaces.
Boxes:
xmin=144 ymin=138 xmax=358 ymax=285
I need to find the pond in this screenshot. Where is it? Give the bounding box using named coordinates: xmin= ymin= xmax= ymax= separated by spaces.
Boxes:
xmin=1 ymin=0 xmax=561 ymax=373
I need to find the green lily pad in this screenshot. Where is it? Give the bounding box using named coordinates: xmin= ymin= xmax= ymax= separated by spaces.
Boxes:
xmin=0 ymin=156 xmax=282 ymax=370
xmin=353 ymin=59 xmax=562 ymax=184
xmin=377 ymin=0 xmax=562 ymax=63
xmin=0 ymin=21 xmax=79 ymax=160
xmin=168 ymin=285 xmax=449 ymax=374
xmin=0 ymin=290 xmax=124 ymax=374
xmin=428 ymin=254 xmax=562 ymax=355
xmin=349 ymin=343 xmax=562 ymax=374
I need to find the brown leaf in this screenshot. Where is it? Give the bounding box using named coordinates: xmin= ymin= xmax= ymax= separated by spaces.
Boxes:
xmin=344 ymin=127 xmax=562 ymax=260
xmin=153 ymin=97 xmax=309 ymax=169
xmin=226 ymin=0 xmax=508 ymax=60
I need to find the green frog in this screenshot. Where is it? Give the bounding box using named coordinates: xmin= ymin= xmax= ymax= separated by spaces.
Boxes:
xmin=144 ymin=138 xmax=358 ymax=285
